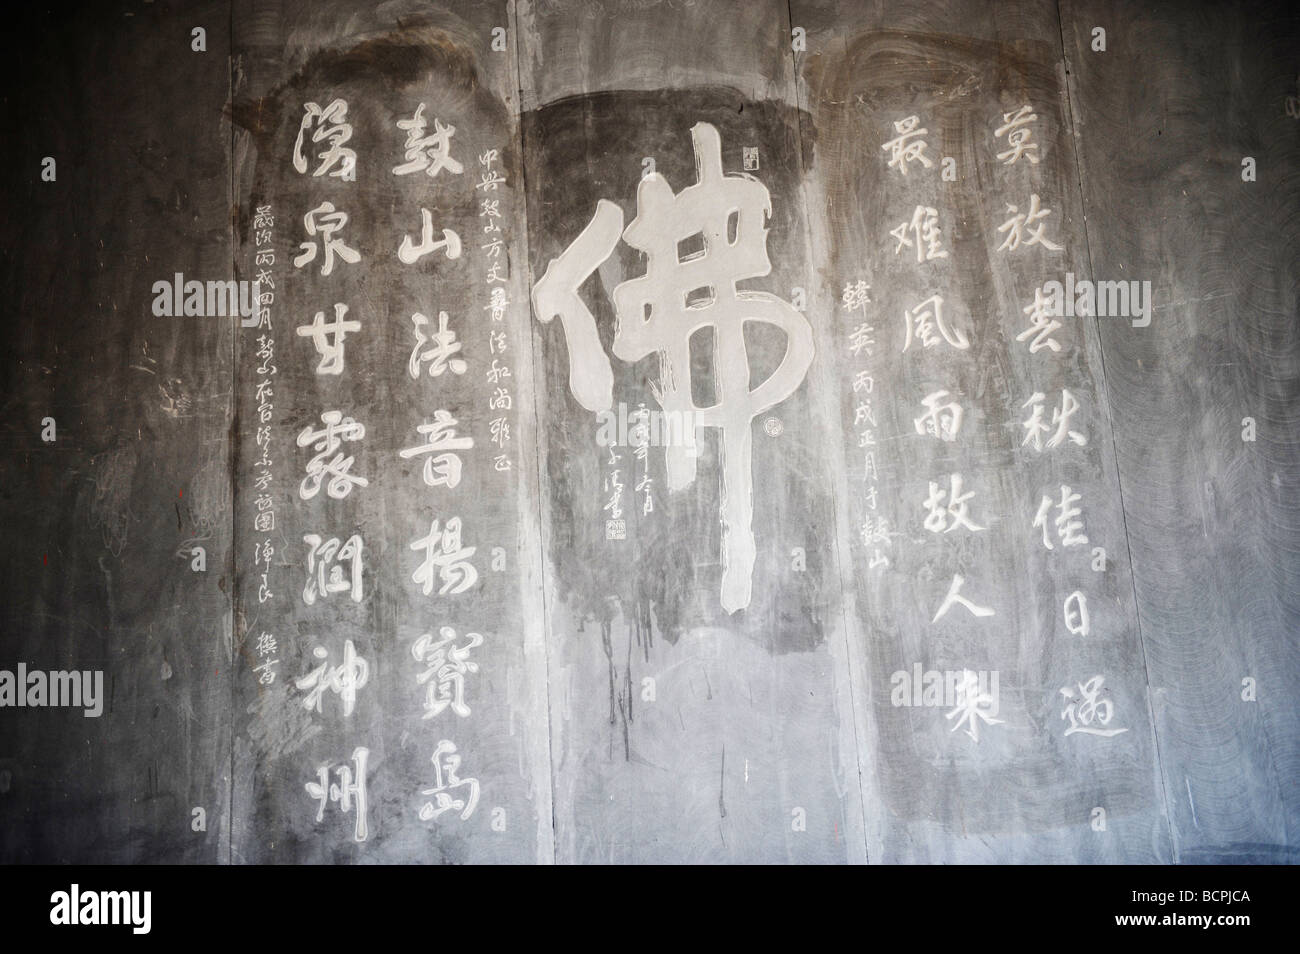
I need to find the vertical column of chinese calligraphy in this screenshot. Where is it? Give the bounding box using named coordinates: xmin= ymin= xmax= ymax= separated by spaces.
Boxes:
xmin=249 ymin=207 xmax=281 ymax=688
xmin=989 ymin=103 xmax=1125 ymax=742
xmin=630 ymin=404 xmax=655 ymax=517
xmin=291 ymin=97 xmax=373 ymax=843
xmin=394 ymin=101 xmax=484 ymax=827
xmin=879 ymin=113 xmax=1003 ymax=744
xmin=478 ymin=148 xmax=515 ymax=477
xmin=603 ymin=428 xmax=626 ymax=541
xmin=842 ymin=281 xmax=889 ymax=572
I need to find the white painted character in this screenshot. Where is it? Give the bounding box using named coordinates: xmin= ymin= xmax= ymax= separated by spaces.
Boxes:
xmin=1060 ymin=675 xmax=1128 ymax=737
xmin=841 ymin=279 xmax=871 ymax=315
xmin=531 ymin=122 xmax=814 ymax=613
xmin=994 ymin=104 xmax=1040 ymax=165
xmin=489 ymin=417 xmax=510 ymax=448
xmin=303 ymin=533 xmax=364 ymax=604
xmin=914 ymin=390 xmax=964 ymax=442
xmin=945 ymin=670 xmax=1004 ymax=741
xmin=484 ymin=286 xmax=510 ymax=322
xmin=418 ymin=740 xmax=479 ymax=821
xmin=294 ymin=202 xmax=359 ymax=276
xmin=847 ymin=321 xmax=875 ymax=358
xmin=305 ymin=747 xmax=369 ymax=841
xmin=902 ymin=294 xmax=969 ymax=351
xmin=399 ymin=209 xmax=462 ymax=264
xmin=891 ymin=206 xmax=947 ymax=262
xmin=1022 ymin=389 xmax=1086 ymax=451
xmin=392 ymin=104 xmax=463 ymax=178
xmin=296 ymin=639 xmax=369 ymax=717
xmin=854 ymin=399 xmax=876 ymax=429
xmin=996 ymin=194 xmax=1062 ymax=252
xmin=411 ymin=627 xmax=483 ymax=719
xmin=932 ymin=573 xmax=995 ymax=622
xmin=881 ymin=115 xmax=933 ymax=174
xmin=297 ymin=411 xmax=368 ymax=500
xmin=1064 ymin=590 xmax=1090 ymax=636
xmin=922 ymin=473 xmax=985 ymax=533
xmin=475 ymin=168 xmax=506 ymax=192
xmin=296 ymin=303 xmax=361 ymax=375
xmin=1032 ymin=484 xmax=1089 ymax=550
xmin=1017 ymin=286 xmax=1064 ymax=353
xmin=399 ymin=411 xmax=474 ymax=489
xmin=292 ymin=100 xmax=356 ymax=180
xmin=410 ymin=516 xmax=478 ymax=596
xmin=408 ymin=310 xmax=467 ymax=378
